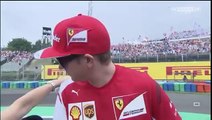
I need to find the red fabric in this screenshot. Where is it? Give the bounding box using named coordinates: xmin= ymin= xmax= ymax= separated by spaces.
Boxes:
xmin=35 ymin=14 xmax=110 ymax=59
xmin=61 ymin=65 xmax=182 ymax=120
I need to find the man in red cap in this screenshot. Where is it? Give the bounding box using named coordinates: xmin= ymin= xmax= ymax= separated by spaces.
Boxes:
xmin=34 ymin=14 xmax=182 ymax=120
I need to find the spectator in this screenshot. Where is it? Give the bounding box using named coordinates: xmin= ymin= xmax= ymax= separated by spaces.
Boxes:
xmin=1 ymin=77 xmax=70 ymax=120
xmin=183 ymin=75 xmax=188 ymax=82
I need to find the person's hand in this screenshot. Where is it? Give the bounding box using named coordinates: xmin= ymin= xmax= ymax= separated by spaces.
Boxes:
xmin=51 ymin=76 xmax=71 ymax=88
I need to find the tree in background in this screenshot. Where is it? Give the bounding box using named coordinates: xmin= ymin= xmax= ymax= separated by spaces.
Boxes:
xmin=31 ymin=40 xmax=42 ymax=53
xmin=5 ymin=38 xmax=52 ymax=53
xmin=7 ymin=38 xmax=32 ymax=52
xmin=31 ymin=39 xmax=51 ymax=53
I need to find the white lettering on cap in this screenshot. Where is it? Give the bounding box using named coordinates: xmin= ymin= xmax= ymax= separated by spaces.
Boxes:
xmin=53 ymin=35 xmax=60 ymax=42
xmin=67 ymin=30 xmax=88 ymax=45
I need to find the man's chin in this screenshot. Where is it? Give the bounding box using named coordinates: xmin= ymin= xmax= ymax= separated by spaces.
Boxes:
xmin=72 ymin=78 xmax=87 ymax=82
xmin=71 ymin=78 xmax=80 ymax=82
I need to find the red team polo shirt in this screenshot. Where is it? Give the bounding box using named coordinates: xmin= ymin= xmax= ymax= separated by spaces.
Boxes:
xmin=53 ymin=65 xmax=182 ymax=120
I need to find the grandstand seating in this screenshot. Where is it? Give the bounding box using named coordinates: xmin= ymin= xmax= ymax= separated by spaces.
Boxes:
xmin=111 ymin=36 xmax=210 ymax=61
xmin=0 ymin=33 xmax=210 ymax=82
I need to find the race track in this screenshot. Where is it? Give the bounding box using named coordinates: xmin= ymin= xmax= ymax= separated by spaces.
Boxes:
xmin=1 ymin=89 xmax=210 ymax=119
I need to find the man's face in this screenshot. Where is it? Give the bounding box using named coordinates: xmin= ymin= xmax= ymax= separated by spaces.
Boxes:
xmin=56 ymin=55 xmax=88 ymax=81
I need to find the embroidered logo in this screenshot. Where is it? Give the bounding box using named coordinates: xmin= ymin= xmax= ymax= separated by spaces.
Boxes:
xmin=68 ymin=29 xmax=74 ymax=36
xmin=72 ymin=89 xmax=80 ymax=96
xmin=66 ymin=28 xmax=88 ymax=45
xmin=84 ymin=104 xmax=95 ymax=118
xmin=68 ymin=101 xmax=97 ymax=120
xmin=115 ymin=98 xmax=124 ymax=110
xmin=70 ymin=106 xmax=81 ymax=120
xmin=52 ymin=35 xmax=60 ymax=42
xmin=112 ymin=92 xmax=148 ymax=119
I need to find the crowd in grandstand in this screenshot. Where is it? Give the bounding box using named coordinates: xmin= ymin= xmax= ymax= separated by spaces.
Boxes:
xmin=1 ymin=50 xmax=33 ymax=63
xmin=111 ymin=36 xmax=210 ymax=59
xmin=169 ymin=37 xmax=210 ymax=55
xmin=1 ymin=28 xmax=210 ymax=63
xmin=1 ymin=37 xmax=210 ymax=63
xmin=166 ymin=29 xmax=209 ymax=40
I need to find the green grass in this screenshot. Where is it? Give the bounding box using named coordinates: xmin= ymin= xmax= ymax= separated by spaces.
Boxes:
xmin=1 ymin=106 xmax=210 ymax=120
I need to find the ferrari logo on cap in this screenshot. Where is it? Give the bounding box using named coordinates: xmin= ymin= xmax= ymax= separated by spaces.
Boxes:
xmin=68 ymin=29 xmax=74 ymax=36
xmin=66 ymin=28 xmax=88 ymax=45
xmin=115 ymin=98 xmax=124 ymax=110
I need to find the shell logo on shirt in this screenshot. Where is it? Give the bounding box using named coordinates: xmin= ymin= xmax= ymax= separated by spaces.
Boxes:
xmin=115 ymin=98 xmax=124 ymax=110
xmin=70 ymin=106 xmax=81 ymax=120
xmin=68 ymin=101 xmax=97 ymax=120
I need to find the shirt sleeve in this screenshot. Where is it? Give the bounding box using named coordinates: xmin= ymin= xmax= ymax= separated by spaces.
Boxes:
xmin=53 ymin=79 xmax=73 ymax=120
xmin=151 ymin=80 xmax=182 ymax=120
xmin=53 ymin=93 xmax=67 ymax=120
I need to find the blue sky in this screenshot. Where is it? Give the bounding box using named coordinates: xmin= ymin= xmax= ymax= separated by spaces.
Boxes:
xmin=1 ymin=1 xmax=210 ymax=47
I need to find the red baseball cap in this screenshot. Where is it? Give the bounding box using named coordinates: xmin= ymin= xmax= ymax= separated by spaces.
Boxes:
xmin=34 ymin=14 xmax=110 ymax=59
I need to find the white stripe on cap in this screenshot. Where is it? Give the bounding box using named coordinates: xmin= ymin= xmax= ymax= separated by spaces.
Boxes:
xmin=33 ymin=49 xmax=45 ymax=59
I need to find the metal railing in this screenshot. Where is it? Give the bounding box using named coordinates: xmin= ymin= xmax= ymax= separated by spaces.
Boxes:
xmin=0 ymin=53 xmax=210 ymax=81
xmin=112 ymin=53 xmax=211 ymax=63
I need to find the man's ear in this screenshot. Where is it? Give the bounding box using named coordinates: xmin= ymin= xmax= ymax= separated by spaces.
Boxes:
xmin=84 ymin=54 xmax=94 ymax=67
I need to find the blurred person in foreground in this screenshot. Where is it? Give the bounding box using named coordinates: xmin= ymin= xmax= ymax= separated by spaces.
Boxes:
xmin=1 ymin=77 xmax=70 ymax=120
xmin=34 ymin=14 xmax=182 ymax=120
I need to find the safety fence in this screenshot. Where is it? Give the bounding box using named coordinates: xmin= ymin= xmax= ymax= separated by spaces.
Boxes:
xmin=1 ymin=80 xmax=211 ymax=93
xmin=1 ymin=81 xmax=47 ymax=89
xmin=157 ymin=81 xmax=211 ymax=93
